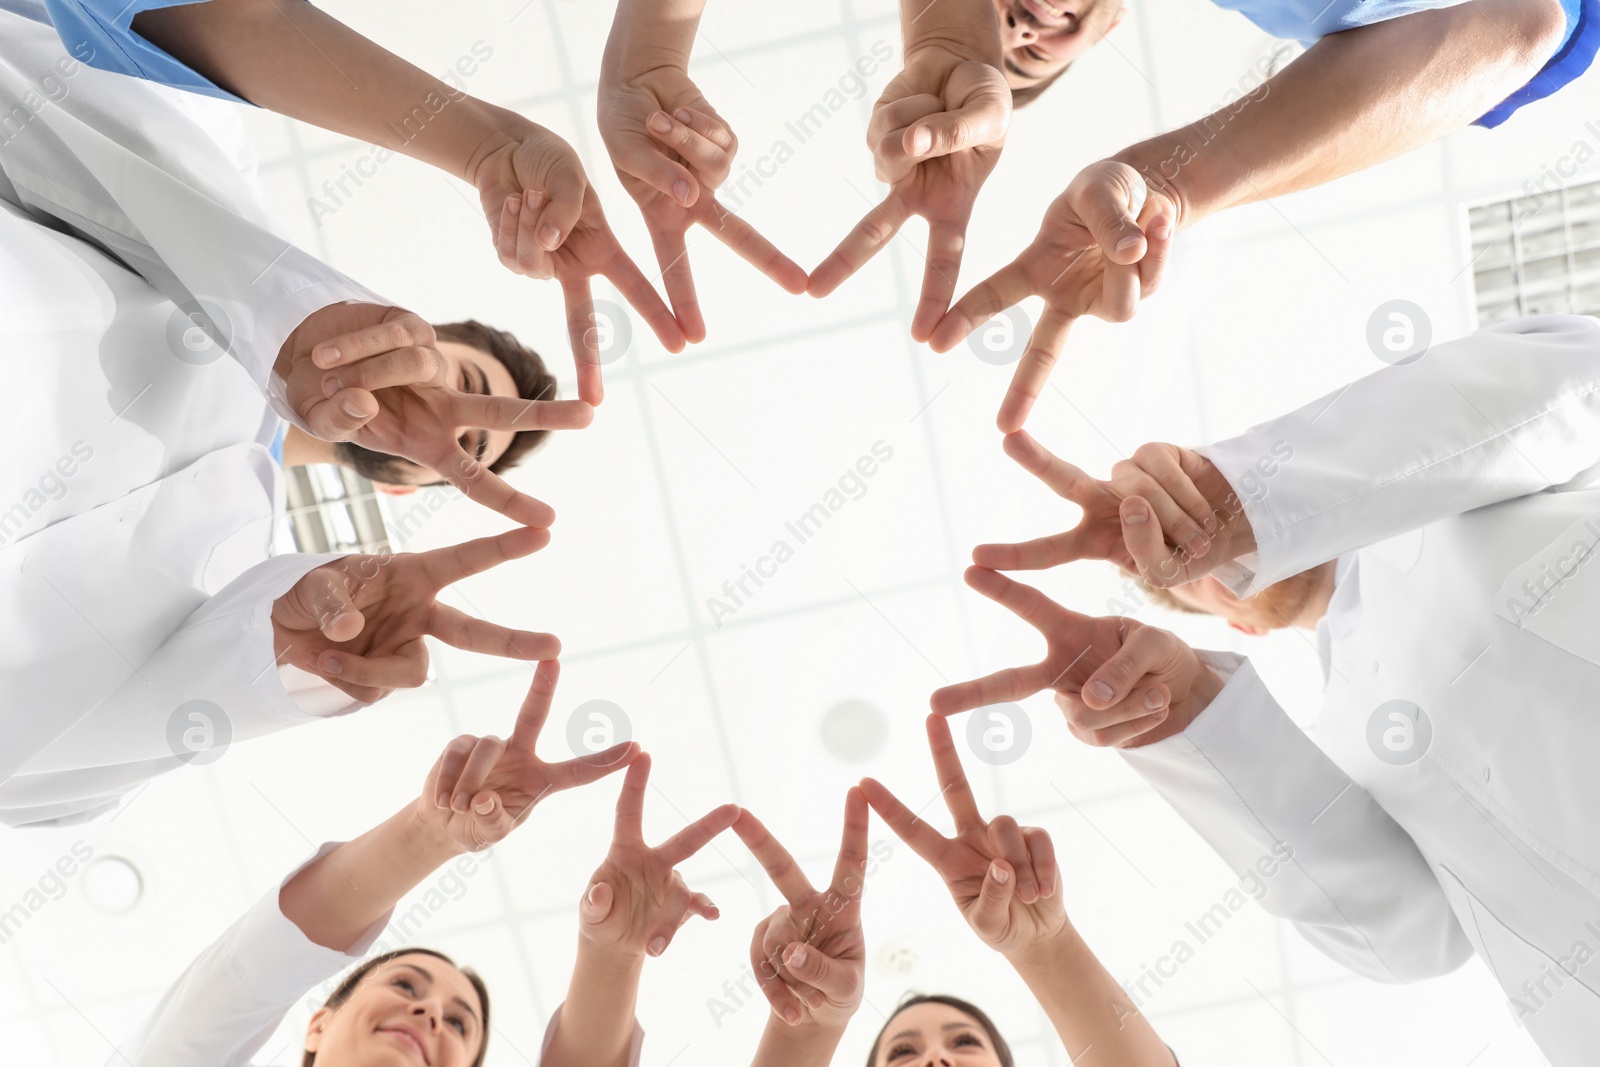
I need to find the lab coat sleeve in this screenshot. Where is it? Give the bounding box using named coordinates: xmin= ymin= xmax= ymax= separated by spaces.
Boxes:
xmin=0 ymin=11 xmax=388 ymax=431
xmin=105 ymin=842 xmax=395 ymax=1067
xmin=1197 ymin=314 xmax=1600 ymax=597
xmin=539 ymin=1007 xmax=645 ymax=1067
xmin=1119 ymin=651 xmax=1474 ymax=983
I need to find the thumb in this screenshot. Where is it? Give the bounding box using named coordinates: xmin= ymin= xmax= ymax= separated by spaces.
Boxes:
xmin=527 ymin=161 xmax=588 ymax=253
xmin=969 ymin=860 xmax=1016 ymax=942
xmin=1076 ymin=165 xmax=1150 ymax=265
xmin=902 ymin=102 xmax=1006 ymax=162
xmin=579 ymin=880 xmax=616 ymax=927
xmin=781 ymin=942 xmax=835 ymax=990
xmin=311 ymin=576 xmax=364 ymax=643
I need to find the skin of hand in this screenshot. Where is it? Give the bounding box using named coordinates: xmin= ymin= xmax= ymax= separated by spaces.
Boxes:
xmin=410 ymin=660 xmax=641 ymax=854
xmin=270 ymin=525 xmax=559 ymax=704
xmin=862 ymin=714 xmax=1066 ymax=958
xmin=933 ymin=566 xmax=1224 ymax=747
xmin=972 ymin=430 xmax=1256 ymax=585
xmin=276 ymin=303 xmax=594 ymax=526
xmin=929 ymin=161 xmax=1175 ymax=431
xmin=810 ymin=0 xmax=1011 ymax=341
xmin=577 ymin=753 xmax=740 ymax=959
xmin=734 ymin=789 xmax=870 ymax=1032
xmin=598 ymin=10 xmax=808 ymax=342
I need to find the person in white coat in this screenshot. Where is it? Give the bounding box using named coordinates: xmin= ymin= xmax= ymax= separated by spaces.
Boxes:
xmin=107 ymin=661 xmax=739 ymax=1067
xmin=932 ymin=312 xmax=1600 ymax=1064
xmin=0 ymin=9 xmax=582 ymax=827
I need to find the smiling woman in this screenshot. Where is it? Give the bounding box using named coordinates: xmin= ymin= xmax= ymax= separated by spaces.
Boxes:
xmin=303 ymin=949 xmax=491 ymax=1067
xmin=866 ymin=995 xmax=1014 ymax=1067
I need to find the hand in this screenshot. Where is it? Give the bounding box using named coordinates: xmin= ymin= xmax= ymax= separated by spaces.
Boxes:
xmin=470 ymin=122 xmax=689 ymax=402
xmin=733 ymin=789 xmax=869 ymax=1031
xmin=973 ymin=431 xmax=1254 ymax=584
xmin=276 ymin=303 xmax=594 ymax=527
xmin=810 ymin=45 xmax=1010 ymax=340
xmin=861 ymin=715 xmax=1066 ymax=958
xmin=929 ymin=160 xmax=1177 ymax=431
xmin=413 ymin=660 xmax=639 ymax=853
xmin=578 ymin=753 xmax=739 ymax=959
xmin=932 ymin=566 xmax=1221 ymax=747
xmin=598 ymin=64 xmax=807 ymax=341
xmin=271 ymin=525 xmax=558 ymax=704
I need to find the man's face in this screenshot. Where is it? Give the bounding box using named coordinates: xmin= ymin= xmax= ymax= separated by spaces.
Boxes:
xmin=372 ymin=340 xmax=520 ymax=492
xmin=992 ymin=0 xmax=1124 ymax=92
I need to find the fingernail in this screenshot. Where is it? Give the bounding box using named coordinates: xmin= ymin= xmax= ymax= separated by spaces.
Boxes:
xmin=323 ymin=376 xmax=342 ymax=397
xmin=649 ymin=111 xmax=672 ymax=133
xmin=991 ymin=862 xmax=1010 ymax=884
xmin=1087 ymin=680 xmax=1114 ymax=704
xmin=474 ymin=797 xmax=494 ymax=814
xmin=673 ymin=179 xmax=691 ymax=205
xmin=788 ymin=945 xmax=808 ymax=967
xmin=302 ymin=650 xmax=320 ymax=670
xmin=322 ymin=657 xmax=341 ymax=676
xmin=340 ymin=397 xmax=365 ymax=417
xmin=318 ymin=345 xmax=340 ymax=366
xmin=911 ymin=125 xmax=932 ymax=155
xmin=1116 ymin=233 xmax=1143 ymax=252
xmin=505 ymin=196 xmax=520 ymax=216
xmin=436 ymin=793 xmax=450 ymax=809
xmin=1123 ymin=505 xmax=1148 ymax=525
xmin=1186 ymin=533 xmax=1208 ymax=555
xmin=588 ymin=884 xmax=604 ymax=904
xmin=648 ymin=936 xmax=667 ymax=956
xmin=524 ymin=188 xmax=546 ymax=209
xmin=539 ymin=223 xmax=561 ymax=248
xmin=1144 ymin=689 xmax=1165 ymax=710
xmin=674 ymin=107 xmax=694 ymax=124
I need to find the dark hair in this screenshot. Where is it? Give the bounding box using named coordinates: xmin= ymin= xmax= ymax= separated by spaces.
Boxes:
xmin=865 ymin=993 xmax=1015 ymax=1066
xmin=335 ymin=319 xmax=558 ymax=486
xmin=1009 ymin=64 xmax=1070 ymax=109
xmin=302 ymin=947 xmax=491 ymax=1067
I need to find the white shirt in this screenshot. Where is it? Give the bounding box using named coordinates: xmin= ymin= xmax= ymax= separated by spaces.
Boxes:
xmin=0 ymin=8 xmax=379 ymax=825
xmin=1122 ymin=314 xmax=1600 ymax=1065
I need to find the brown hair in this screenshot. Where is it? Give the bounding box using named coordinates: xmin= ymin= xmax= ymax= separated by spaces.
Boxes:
xmin=335 ymin=319 xmax=558 ymax=485
xmin=302 ymin=948 xmax=490 ymax=1067
xmin=865 ymin=993 xmax=1015 ymax=1066
xmin=1130 ymin=572 xmax=1205 ymax=615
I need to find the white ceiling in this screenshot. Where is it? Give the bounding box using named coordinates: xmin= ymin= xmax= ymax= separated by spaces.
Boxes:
xmin=7 ymin=0 xmax=1597 ymax=1064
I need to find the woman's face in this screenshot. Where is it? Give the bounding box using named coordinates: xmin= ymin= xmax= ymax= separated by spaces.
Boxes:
xmin=875 ymin=1002 xmax=1006 ymax=1066
xmin=304 ymin=953 xmax=485 ymax=1067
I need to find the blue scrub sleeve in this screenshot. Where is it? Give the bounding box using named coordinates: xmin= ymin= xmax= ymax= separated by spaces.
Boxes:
xmin=43 ymin=0 xmax=249 ymax=103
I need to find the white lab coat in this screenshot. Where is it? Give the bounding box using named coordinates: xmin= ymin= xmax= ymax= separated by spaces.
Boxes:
xmin=0 ymin=8 xmax=378 ymax=825
xmin=1121 ymin=314 xmax=1600 ymax=1065
xmin=107 ymin=846 xmax=646 ymax=1066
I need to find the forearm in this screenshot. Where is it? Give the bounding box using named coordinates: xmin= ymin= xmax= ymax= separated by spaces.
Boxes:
xmin=1008 ymin=926 xmax=1176 ymax=1067
xmin=603 ymin=0 xmax=705 ymax=70
xmin=132 ymin=0 xmax=523 ymax=181
xmin=1115 ymin=0 xmax=1566 ymax=227
xmin=900 ymin=0 xmax=1001 ymax=62
xmin=749 ymin=1019 xmax=848 ymax=1067
xmin=279 ymin=804 xmax=459 ymax=952
xmin=542 ymin=943 xmax=645 ymax=1067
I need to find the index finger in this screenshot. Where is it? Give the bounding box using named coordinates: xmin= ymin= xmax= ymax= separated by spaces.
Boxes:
xmin=806 ymin=195 xmax=912 ymax=298
xmin=927 ymin=260 xmax=1034 ymax=353
xmin=828 ymin=786 xmax=871 ymax=897
xmin=312 ymin=311 xmax=436 ymax=369
xmin=700 ymin=200 xmax=809 ymax=296
xmin=929 ymin=662 xmax=1050 ymax=717
xmin=997 ymin=307 xmax=1076 ymax=434
xmin=657 ymin=803 xmax=741 ymax=866
xmin=448 ymin=391 xmax=596 ymax=433
xmin=507 ymin=659 xmax=560 ymax=749
xmin=613 ymin=751 xmax=652 ymax=843
xmin=731 ymin=808 xmax=816 ymax=904
xmin=963 ymin=565 xmax=1070 ymax=632
xmin=925 ymin=713 xmax=985 ymax=833
xmin=1001 ymin=430 xmax=1100 ymax=503
xmin=598 ymin=248 xmax=690 ymax=355
xmin=420 ymin=525 xmax=550 ymax=587
xmin=434 ymin=445 xmax=557 ymax=529
xmin=858 ymin=776 xmax=949 ymax=867
xmin=911 ymin=217 xmax=972 ymax=343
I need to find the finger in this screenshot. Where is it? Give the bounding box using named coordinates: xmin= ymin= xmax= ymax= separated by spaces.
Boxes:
xmin=688 ymin=890 xmax=720 ymax=921
xmin=928 ymin=662 xmax=1050 ymax=717
xmin=901 ymin=88 xmax=1009 ymax=160
xmin=1124 ymin=480 xmax=1208 ymax=560
xmin=806 ymin=196 xmax=912 ymax=298
xmin=430 ymin=734 xmax=479 ymax=809
xmin=750 ymin=922 xmax=806 ymax=1026
xmin=858 ymin=776 xmax=949 ymax=867
xmin=911 ymin=218 xmax=971 ymax=343
xmin=1065 ymin=682 xmax=1169 ymax=732
xmin=649 ymin=227 xmax=706 ymax=344
xmin=451 ymin=735 xmax=506 ymax=811
xmin=508 ymin=659 xmax=559 ymax=748
xmin=517 ymin=189 xmax=558 ymax=277
xmin=1098 ymin=254 xmax=1143 ymax=324
xmin=962 ymin=565 xmax=1071 ymax=632
xmin=925 ymin=713 xmax=984 ymax=833
xmin=866 ymin=94 xmax=944 ymax=149
xmin=1080 ymin=625 xmax=1167 ymax=710
xmin=579 ymin=879 xmax=616 ymax=927
xmin=613 ymin=751 xmax=651 ymax=844
xmin=1024 ymin=826 xmax=1059 ymax=898
xmin=731 ymin=808 xmax=816 ymax=904
xmin=307 ymin=638 xmax=428 ymax=690
xmin=447 ymin=391 xmax=596 ymax=433
xmin=828 ymin=786 xmax=871 ymax=898
xmin=997 ymin=307 xmax=1075 ymax=434
xmin=434 ymin=444 xmax=557 ymax=528
xmin=675 ymin=106 xmax=736 ymax=152
xmin=781 ymin=943 xmax=849 ymax=1002
xmin=969 ymin=859 xmax=1017 ymax=942
xmin=1085 ymin=707 xmax=1170 ymax=748
xmin=645 ymin=110 xmax=734 ymax=189
xmin=300 ymin=570 xmax=363 ymax=643
xmin=320 ymin=346 xmax=442 ymax=396
xmin=528 ymin=171 xmax=587 ymax=254
xmin=548 ymin=740 xmax=641 ymax=789
xmin=657 ymin=803 xmax=741 ymax=866
xmin=1137 ymin=209 xmax=1175 ymax=297
xmin=423 ymin=524 xmax=551 ymax=587
xmin=1122 ymin=496 xmax=1190 ymax=587
xmin=1000 ymin=430 xmax=1099 ymax=502
xmin=989 ymin=814 xmax=1037 ymax=904
xmin=644 ymin=883 xmax=695 ymax=957
xmin=426 ymin=603 xmax=559 ymax=660
xmin=599 ymin=247 xmax=689 ymax=355
xmin=301 ymin=387 xmax=378 ymax=442
xmin=618 ymin=129 xmax=700 ymax=206
xmin=1078 ymin=167 xmax=1149 ymax=266
xmin=310 ymin=310 xmax=436 ymax=369
xmin=970 ymin=532 xmax=1081 ymax=571
xmin=700 ymin=200 xmax=809 ymax=296
xmin=927 ymin=260 xmax=1033 ymax=353
xmin=497 ymin=192 xmax=536 ymax=275
xmin=1130 ymin=445 xmax=1218 ymax=543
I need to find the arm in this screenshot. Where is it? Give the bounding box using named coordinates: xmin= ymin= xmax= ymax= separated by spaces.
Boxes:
xmin=1117 ymin=0 xmax=1570 ymax=229
xmin=1119 ymin=652 xmax=1475 ymax=982
xmin=1197 ymin=315 xmax=1600 ymax=595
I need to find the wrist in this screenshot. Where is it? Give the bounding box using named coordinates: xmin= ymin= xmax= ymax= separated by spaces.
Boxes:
xmin=1003 ymin=919 xmax=1081 ymax=973
xmin=1110 ymin=138 xmax=1198 ymax=231
xmin=400 ymin=802 xmax=466 ymax=865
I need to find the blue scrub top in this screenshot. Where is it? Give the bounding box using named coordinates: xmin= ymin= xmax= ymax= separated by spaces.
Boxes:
xmin=40 ymin=0 xmax=1599 ymax=128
